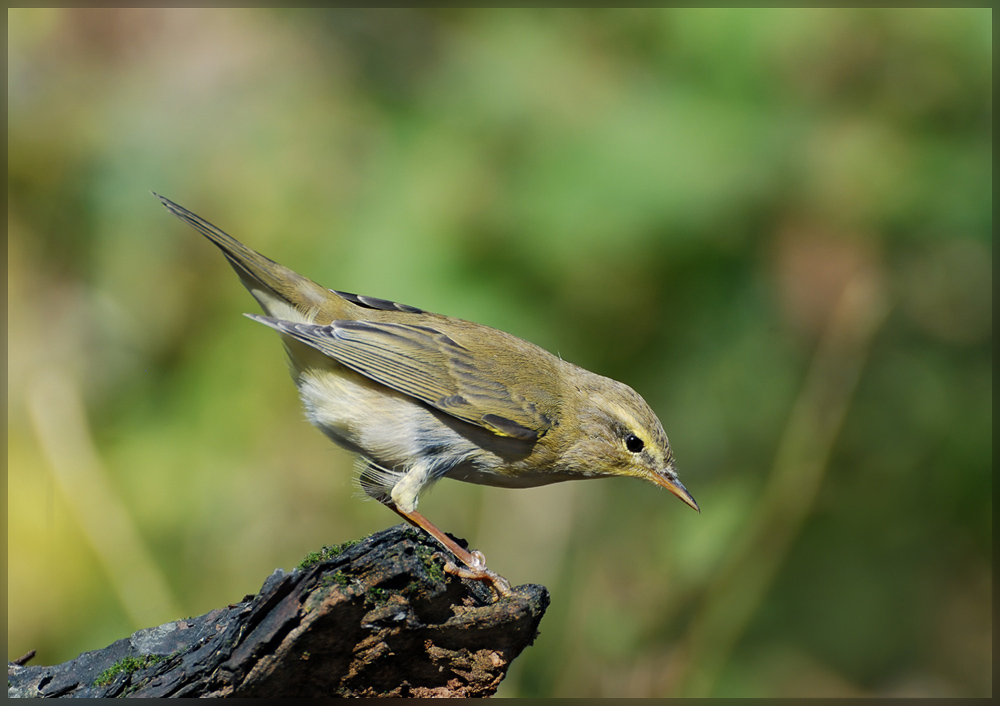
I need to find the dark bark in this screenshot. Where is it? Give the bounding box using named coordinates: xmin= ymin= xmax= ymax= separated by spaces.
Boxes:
xmin=7 ymin=525 xmax=549 ymax=698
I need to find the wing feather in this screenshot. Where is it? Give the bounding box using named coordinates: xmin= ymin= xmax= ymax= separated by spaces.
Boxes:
xmin=248 ymin=315 xmax=558 ymax=440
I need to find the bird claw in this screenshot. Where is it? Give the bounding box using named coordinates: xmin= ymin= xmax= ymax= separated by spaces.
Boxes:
xmin=468 ymin=550 xmax=487 ymax=572
xmin=434 ymin=552 xmax=513 ymax=599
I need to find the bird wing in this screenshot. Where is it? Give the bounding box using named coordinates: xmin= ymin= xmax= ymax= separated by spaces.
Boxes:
xmin=248 ymin=315 xmax=558 ymax=441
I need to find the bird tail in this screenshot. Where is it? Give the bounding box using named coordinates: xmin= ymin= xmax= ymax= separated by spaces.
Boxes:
xmin=154 ymin=193 xmax=333 ymax=320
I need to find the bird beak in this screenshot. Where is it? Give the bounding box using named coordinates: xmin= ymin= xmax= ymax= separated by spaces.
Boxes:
xmin=653 ymin=473 xmax=700 ymax=513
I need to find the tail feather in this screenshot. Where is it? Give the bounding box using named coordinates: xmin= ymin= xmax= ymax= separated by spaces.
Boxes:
xmin=154 ymin=193 xmax=332 ymax=319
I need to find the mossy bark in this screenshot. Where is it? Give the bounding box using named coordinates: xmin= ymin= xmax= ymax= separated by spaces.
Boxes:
xmin=7 ymin=525 xmax=549 ymax=698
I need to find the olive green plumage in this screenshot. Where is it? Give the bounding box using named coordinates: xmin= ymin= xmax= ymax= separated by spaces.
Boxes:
xmin=155 ymin=193 xmax=697 ymax=535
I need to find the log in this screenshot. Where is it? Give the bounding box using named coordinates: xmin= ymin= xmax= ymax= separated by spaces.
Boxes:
xmin=7 ymin=525 xmax=549 ymax=698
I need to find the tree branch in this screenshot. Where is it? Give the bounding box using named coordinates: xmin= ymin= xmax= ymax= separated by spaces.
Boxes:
xmin=8 ymin=525 xmax=549 ymax=698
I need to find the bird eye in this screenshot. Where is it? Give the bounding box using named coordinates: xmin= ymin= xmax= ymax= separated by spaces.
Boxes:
xmin=624 ymin=433 xmax=645 ymax=453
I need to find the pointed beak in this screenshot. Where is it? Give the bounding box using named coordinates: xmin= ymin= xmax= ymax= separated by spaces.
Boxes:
xmin=652 ymin=473 xmax=700 ymax=513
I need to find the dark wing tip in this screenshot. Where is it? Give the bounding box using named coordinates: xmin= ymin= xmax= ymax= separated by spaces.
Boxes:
xmin=481 ymin=413 xmax=540 ymax=442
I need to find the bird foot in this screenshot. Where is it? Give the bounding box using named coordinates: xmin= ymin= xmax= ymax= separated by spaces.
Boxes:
xmin=436 ymin=551 xmax=513 ymax=599
xmin=387 ymin=505 xmax=513 ymax=600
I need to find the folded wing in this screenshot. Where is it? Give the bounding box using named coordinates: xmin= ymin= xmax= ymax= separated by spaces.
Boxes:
xmin=249 ymin=315 xmax=558 ymax=442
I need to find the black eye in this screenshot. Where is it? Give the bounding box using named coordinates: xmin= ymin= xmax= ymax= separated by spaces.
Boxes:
xmin=625 ymin=433 xmax=645 ymax=453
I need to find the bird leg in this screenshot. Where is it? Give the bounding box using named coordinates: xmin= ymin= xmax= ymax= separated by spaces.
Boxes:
xmin=386 ymin=504 xmax=513 ymax=598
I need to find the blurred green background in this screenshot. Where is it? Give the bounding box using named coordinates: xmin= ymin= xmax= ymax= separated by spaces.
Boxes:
xmin=7 ymin=8 xmax=991 ymax=697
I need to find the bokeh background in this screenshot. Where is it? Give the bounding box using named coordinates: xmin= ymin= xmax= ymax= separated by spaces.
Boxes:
xmin=7 ymin=8 xmax=991 ymax=697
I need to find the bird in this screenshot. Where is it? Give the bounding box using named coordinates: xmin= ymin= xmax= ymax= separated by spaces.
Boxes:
xmin=155 ymin=193 xmax=698 ymax=597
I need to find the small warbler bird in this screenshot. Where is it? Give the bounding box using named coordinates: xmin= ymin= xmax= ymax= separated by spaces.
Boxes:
xmin=156 ymin=194 xmax=698 ymax=597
